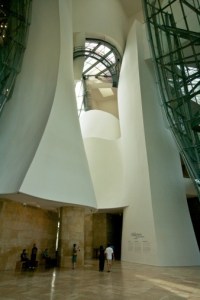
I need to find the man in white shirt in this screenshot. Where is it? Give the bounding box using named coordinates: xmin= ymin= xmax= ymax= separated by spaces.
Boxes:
xmin=104 ymin=243 xmax=114 ymax=272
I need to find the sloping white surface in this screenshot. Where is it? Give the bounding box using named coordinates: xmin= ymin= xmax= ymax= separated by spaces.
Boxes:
xmin=80 ymin=110 xmax=120 ymax=139
xmin=20 ymin=0 xmax=97 ymax=208
xmin=0 ymin=0 xmax=60 ymax=192
xmin=83 ymin=137 xmax=125 ymax=209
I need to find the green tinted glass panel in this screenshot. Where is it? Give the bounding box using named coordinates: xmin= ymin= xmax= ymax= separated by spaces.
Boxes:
xmin=143 ymin=0 xmax=200 ymax=198
xmin=0 ymin=0 xmax=32 ymax=114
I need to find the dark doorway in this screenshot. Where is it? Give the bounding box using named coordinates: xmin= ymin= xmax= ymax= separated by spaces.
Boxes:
xmin=107 ymin=213 xmax=123 ymax=260
xmin=187 ymin=197 xmax=200 ymax=250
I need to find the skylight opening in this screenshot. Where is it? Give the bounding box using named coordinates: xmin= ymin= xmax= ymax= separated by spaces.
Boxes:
xmin=74 ymin=39 xmax=121 ymax=116
xmin=75 ymin=80 xmax=84 ymax=117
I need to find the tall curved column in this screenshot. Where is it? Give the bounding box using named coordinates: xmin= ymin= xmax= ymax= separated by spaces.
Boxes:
xmin=119 ymin=20 xmax=200 ymax=266
xmin=19 ymin=0 xmax=96 ymax=208
xmin=59 ymin=206 xmax=85 ymax=268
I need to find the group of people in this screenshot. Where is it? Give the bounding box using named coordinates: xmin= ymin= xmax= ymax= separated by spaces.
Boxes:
xmin=21 ymin=243 xmax=114 ymax=272
xmin=20 ymin=244 xmax=38 ymax=270
xmin=21 ymin=244 xmax=58 ymax=270
xmin=72 ymin=243 xmax=114 ymax=272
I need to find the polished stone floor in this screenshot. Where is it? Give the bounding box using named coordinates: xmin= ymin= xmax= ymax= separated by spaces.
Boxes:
xmin=1 ymin=260 xmax=200 ymax=299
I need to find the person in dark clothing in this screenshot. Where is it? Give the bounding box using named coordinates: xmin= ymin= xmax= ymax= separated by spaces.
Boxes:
xmin=21 ymin=249 xmax=29 ymax=262
xmin=20 ymin=249 xmax=30 ymax=270
xmin=99 ymin=245 xmax=105 ymax=272
xmin=30 ymin=243 xmax=38 ymax=268
xmin=31 ymin=244 xmax=38 ymax=261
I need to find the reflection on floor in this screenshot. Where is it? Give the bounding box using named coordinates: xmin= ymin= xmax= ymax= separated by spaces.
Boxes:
xmin=1 ymin=259 xmax=200 ymax=299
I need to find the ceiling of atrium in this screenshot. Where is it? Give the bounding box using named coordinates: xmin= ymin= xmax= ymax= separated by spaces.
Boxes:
xmin=120 ymin=0 xmax=142 ymax=17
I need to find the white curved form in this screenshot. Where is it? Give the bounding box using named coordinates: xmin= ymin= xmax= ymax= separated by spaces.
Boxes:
xmin=83 ymin=138 xmax=125 ymax=209
xmin=80 ymin=110 xmax=121 ymax=140
xmin=0 ymin=0 xmax=199 ymax=268
xmin=19 ymin=0 xmax=97 ymax=208
xmin=119 ymin=20 xmax=200 ymax=266
xmin=72 ymin=0 xmax=128 ymax=54
xmin=0 ymin=0 xmax=60 ymax=192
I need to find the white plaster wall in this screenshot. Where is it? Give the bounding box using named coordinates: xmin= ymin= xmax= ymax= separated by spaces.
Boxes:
xmin=119 ymin=21 xmax=200 ymax=266
xmin=118 ymin=20 xmax=158 ymax=265
xmin=139 ymin=24 xmax=199 ymax=266
xmin=79 ymin=110 xmax=125 ymax=209
xmin=80 ymin=110 xmax=120 ymax=139
xmin=0 ymin=0 xmax=60 ymax=192
xmin=20 ymin=0 xmax=97 ymax=208
xmin=0 ymin=0 xmax=198 ymax=266
xmin=83 ymin=138 xmax=124 ymax=209
xmin=72 ymin=0 xmax=128 ymax=54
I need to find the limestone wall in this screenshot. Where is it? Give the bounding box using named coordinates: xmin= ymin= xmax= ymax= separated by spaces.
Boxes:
xmin=59 ymin=207 xmax=85 ymax=268
xmin=84 ymin=213 xmax=93 ymax=259
xmin=0 ymin=199 xmax=58 ymax=271
xmin=93 ymin=213 xmax=107 ymax=250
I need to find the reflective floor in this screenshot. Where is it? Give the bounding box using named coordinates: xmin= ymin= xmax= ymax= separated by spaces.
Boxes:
xmin=1 ymin=260 xmax=200 ymax=299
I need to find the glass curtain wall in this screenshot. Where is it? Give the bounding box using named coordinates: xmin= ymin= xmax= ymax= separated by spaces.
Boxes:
xmin=0 ymin=0 xmax=32 ymax=115
xmin=143 ymin=0 xmax=200 ymax=198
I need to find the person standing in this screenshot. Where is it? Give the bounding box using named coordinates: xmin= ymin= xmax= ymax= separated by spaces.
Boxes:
xmin=31 ymin=243 xmax=38 ymax=268
xmin=104 ymin=243 xmax=114 ymax=272
xmin=72 ymin=243 xmax=79 ymax=269
xmin=98 ymin=245 xmax=105 ymax=272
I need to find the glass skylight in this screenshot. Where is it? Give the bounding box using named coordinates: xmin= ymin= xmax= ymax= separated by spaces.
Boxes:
xmin=74 ymin=39 xmax=121 ymax=116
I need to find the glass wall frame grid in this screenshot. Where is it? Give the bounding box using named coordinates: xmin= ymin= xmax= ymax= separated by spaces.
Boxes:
xmin=0 ymin=0 xmax=32 ymax=115
xmin=143 ymin=0 xmax=200 ymax=198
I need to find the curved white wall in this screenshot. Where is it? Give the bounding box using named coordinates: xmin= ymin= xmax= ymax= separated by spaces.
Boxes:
xmin=80 ymin=110 xmax=121 ymax=139
xmin=72 ymin=0 xmax=128 ymax=54
xmin=0 ymin=0 xmax=60 ymax=192
xmin=72 ymin=2 xmax=200 ymax=266
xmin=79 ymin=109 xmax=125 ymax=209
xmin=119 ymin=20 xmax=200 ymax=266
xmin=20 ymin=0 xmax=97 ymax=208
xmin=83 ymin=138 xmax=124 ymax=209
xmin=0 ymin=0 xmax=198 ymax=267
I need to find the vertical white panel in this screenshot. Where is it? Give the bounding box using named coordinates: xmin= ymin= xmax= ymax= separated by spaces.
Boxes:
xmin=0 ymin=0 xmax=60 ymax=192
xmin=20 ymin=0 xmax=97 ymax=208
xmin=119 ymin=20 xmax=200 ymax=266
